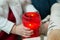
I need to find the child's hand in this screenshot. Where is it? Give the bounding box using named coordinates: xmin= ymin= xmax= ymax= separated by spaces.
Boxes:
xmin=11 ymin=24 xmax=33 ymax=37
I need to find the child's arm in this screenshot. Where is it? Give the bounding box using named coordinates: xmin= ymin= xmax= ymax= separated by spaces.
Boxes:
xmin=47 ymin=3 xmax=60 ymax=40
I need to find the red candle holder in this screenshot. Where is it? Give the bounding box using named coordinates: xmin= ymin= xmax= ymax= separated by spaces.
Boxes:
xmin=22 ymin=12 xmax=41 ymax=38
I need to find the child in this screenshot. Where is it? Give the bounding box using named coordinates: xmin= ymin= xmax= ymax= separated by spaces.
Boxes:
xmin=0 ymin=0 xmax=33 ymax=40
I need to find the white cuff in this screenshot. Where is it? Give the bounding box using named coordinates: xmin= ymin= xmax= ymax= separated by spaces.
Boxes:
xmin=1 ymin=20 xmax=14 ymax=34
xmin=42 ymin=15 xmax=50 ymax=23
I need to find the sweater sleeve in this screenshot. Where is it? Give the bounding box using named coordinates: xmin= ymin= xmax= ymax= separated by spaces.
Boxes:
xmin=0 ymin=0 xmax=15 ymax=34
xmin=0 ymin=16 xmax=14 ymax=34
xmin=48 ymin=3 xmax=60 ymax=34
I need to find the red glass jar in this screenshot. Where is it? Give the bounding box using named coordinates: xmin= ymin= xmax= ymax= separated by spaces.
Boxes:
xmin=22 ymin=12 xmax=41 ymax=38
